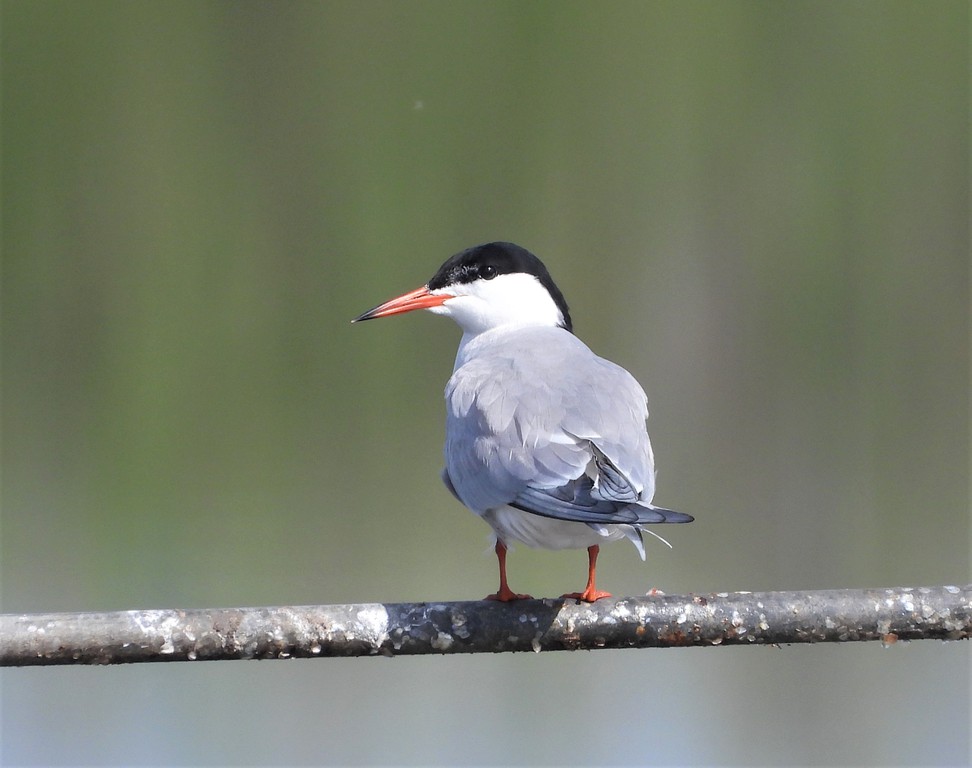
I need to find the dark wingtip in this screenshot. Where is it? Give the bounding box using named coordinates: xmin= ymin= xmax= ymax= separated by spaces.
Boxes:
xmin=644 ymin=506 xmax=694 ymax=524
xmin=642 ymin=506 xmax=695 ymax=525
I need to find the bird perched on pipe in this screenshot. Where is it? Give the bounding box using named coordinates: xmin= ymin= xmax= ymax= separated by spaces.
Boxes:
xmin=353 ymin=242 xmax=692 ymax=602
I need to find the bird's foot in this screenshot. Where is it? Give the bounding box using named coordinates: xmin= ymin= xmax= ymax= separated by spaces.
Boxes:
xmin=561 ymin=588 xmax=612 ymax=603
xmin=484 ymin=587 xmax=533 ymax=602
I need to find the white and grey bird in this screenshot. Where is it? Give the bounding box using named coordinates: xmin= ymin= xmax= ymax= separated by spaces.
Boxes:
xmin=353 ymin=242 xmax=692 ymax=602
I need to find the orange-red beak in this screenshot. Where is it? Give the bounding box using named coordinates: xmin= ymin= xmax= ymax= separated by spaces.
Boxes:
xmin=352 ymin=285 xmax=452 ymax=323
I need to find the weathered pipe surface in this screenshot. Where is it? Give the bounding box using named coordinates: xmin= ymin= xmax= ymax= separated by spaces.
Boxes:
xmin=2 ymin=585 xmax=969 ymax=666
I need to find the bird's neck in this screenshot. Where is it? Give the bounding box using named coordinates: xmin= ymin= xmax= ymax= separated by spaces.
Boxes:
xmin=453 ymin=322 xmax=556 ymax=372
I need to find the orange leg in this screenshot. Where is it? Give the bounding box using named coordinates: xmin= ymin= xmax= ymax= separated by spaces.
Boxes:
xmin=561 ymin=545 xmax=612 ymax=602
xmin=484 ymin=541 xmax=532 ymax=602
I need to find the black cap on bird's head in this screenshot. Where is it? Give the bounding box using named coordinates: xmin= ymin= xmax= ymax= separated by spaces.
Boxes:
xmin=353 ymin=241 xmax=572 ymax=334
xmin=427 ymin=242 xmax=573 ymax=332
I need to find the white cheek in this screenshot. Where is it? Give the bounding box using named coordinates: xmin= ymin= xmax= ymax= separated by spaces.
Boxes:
xmin=428 ymin=273 xmax=563 ymax=333
xmin=433 ymin=295 xmax=490 ymax=328
xmin=476 ymin=275 xmax=563 ymax=327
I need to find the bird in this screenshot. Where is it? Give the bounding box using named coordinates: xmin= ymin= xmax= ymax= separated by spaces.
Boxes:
xmin=352 ymin=241 xmax=692 ymax=602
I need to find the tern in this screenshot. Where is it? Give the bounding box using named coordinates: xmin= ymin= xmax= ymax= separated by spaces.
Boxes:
xmin=353 ymin=241 xmax=692 ymax=602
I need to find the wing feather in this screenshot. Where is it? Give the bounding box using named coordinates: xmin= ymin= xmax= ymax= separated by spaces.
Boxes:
xmin=444 ymin=327 xmax=685 ymax=525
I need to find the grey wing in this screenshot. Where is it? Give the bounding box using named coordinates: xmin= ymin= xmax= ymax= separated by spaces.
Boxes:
xmin=440 ymin=467 xmax=462 ymax=503
xmin=443 ymin=355 xmax=581 ymax=513
xmin=512 ymin=477 xmax=693 ymax=525
xmin=443 ymin=330 xmax=691 ymax=524
xmin=511 ymin=418 xmax=693 ymax=526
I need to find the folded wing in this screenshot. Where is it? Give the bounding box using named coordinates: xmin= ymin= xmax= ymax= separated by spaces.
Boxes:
xmin=444 ymin=327 xmax=691 ymax=526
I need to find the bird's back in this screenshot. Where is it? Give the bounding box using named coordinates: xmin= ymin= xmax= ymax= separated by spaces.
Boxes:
xmin=444 ymin=325 xmax=656 ymax=516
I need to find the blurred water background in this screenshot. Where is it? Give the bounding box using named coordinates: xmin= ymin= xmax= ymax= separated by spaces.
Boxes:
xmin=2 ymin=1 xmax=969 ymax=765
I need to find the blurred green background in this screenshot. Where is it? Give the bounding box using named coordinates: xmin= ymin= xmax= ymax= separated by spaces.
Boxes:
xmin=2 ymin=1 xmax=968 ymax=765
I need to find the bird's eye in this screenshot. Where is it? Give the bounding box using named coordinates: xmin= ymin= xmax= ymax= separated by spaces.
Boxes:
xmin=480 ymin=265 xmax=497 ymax=280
